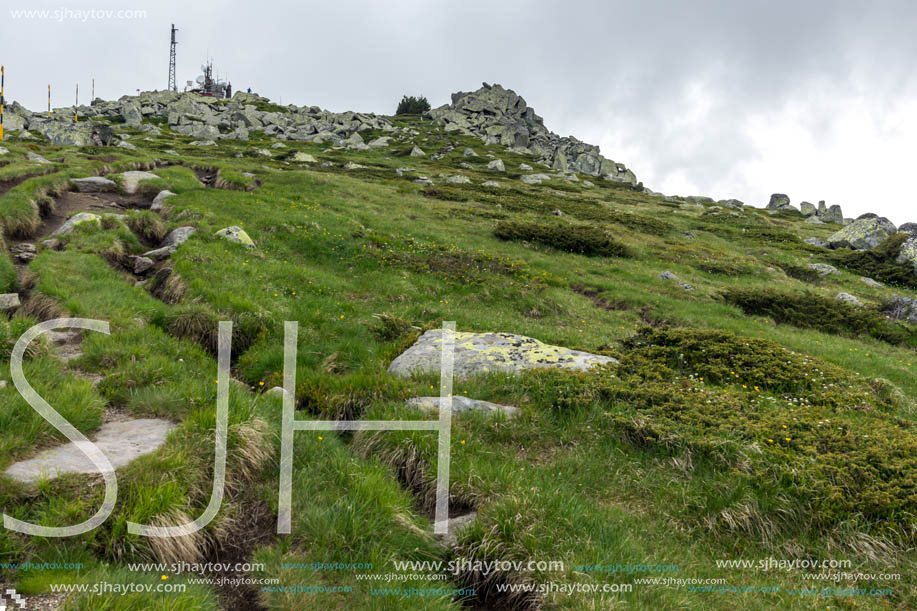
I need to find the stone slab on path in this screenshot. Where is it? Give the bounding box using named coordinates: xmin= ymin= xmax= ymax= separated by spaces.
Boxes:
xmin=4 ymin=419 xmax=176 ymax=484
xmin=389 ymin=330 xmax=617 ymax=378
xmin=117 ymin=171 xmax=159 ymax=195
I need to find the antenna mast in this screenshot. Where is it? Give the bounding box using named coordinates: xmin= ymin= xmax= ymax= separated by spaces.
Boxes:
xmin=168 ymin=24 xmax=178 ymax=92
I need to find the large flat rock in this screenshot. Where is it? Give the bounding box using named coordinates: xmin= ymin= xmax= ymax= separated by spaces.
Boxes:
xmin=389 ymin=330 xmax=617 ymax=378
xmin=4 ymin=419 xmax=176 ymax=484
xmin=406 ymin=395 xmax=518 ymax=417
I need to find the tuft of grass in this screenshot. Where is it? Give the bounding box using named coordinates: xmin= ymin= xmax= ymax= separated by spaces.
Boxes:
xmin=126 ymin=210 xmax=167 ymax=244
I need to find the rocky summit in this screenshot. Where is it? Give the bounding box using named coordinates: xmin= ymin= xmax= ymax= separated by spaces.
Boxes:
xmin=427 ymin=83 xmax=638 ymax=184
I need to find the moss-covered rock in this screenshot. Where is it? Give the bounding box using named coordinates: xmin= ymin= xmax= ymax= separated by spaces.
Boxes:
xmin=389 ymin=329 xmax=617 ymax=378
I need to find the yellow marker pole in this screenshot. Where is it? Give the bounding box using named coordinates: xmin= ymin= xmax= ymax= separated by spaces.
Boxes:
xmin=1 ymin=65 xmax=5 ymax=141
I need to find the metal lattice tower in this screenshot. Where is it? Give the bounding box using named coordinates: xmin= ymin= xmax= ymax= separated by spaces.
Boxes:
xmin=168 ymin=24 xmax=178 ymax=92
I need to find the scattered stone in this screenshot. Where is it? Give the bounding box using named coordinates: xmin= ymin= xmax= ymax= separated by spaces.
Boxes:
xmin=368 ymin=136 xmax=393 ymax=149
xmin=27 ymin=151 xmax=51 ymax=164
xmin=271 ymin=142 xmax=287 ymax=149
xmin=389 ymin=330 xmax=617 ymax=378
xmin=117 ymin=140 xmax=137 ymax=151
xmin=835 ymin=292 xmax=862 ymax=306
xmin=3 ymin=419 xmax=177 ymax=484
xmin=659 ymin=271 xmax=679 ymax=281
xmin=290 ymin=151 xmax=317 ymax=163
xmin=70 ymin=176 xmax=117 ymax=193
xmin=41 ymin=239 xmax=61 ymax=250
xmin=767 ymin=193 xmax=791 ymax=210
xmin=265 ymin=386 xmax=289 ymax=397
xmin=582 ymin=179 xmax=594 ymax=187
xmin=521 ymin=173 xmax=550 ymax=185
xmin=682 ymin=232 xmax=696 ymax=239
xmin=861 ymin=277 xmax=884 ymax=288
xmin=519 ymin=163 xmax=533 ymax=171
xmin=446 ymin=175 xmax=471 ymax=184
xmin=884 ymin=296 xmax=917 ymax=323
xmin=808 ymin=263 xmax=839 ymax=276
xmin=143 ymin=226 xmax=196 ymax=259
xmin=804 ymin=237 xmax=827 ymax=248
xmin=822 ymin=204 xmax=844 ymax=224
xmin=255 ymin=148 xmax=272 ymax=157
xmin=0 ymin=146 xmax=8 ymax=155
xmin=805 ymin=216 xmax=824 ymax=224
xmin=410 ymin=145 xmax=426 ymax=157
xmin=678 ymin=282 xmax=695 ymax=291
xmin=11 ymin=243 xmax=37 ymax=263
xmin=826 ymin=216 xmax=897 ymax=250
xmin=0 ymin=294 xmax=21 ymax=311
xmin=190 ymin=140 xmax=216 ymax=146
xmin=463 ymin=147 xmax=478 ymax=157
xmin=413 ymin=178 xmax=433 ymax=186
xmin=551 ymin=209 xmax=563 ymax=216
xmin=685 ymin=195 xmax=714 ymax=204
xmin=406 ymin=396 xmax=518 ymax=418
xmin=132 ymin=256 xmax=155 ymax=275
xmin=481 ymin=180 xmax=501 ymax=188
xmin=897 ymin=222 xmax=917 ymax=235
xmin=895 ymin=234 xmax=917 ymax=273
xmin=118 ymin=171 xmax=159 ymax=195
xmin=214 ymin=225 xmax=255 ymax=248
xmin=800 ymin=201 xmax=818 ymax=216
xmin=487 ymin=159 xmax=505 ymax=172
xmin=717 ymin=199 xmax=745 ymax=210
xmin=151 ymin=190 xmax=175 ymax=212
xmin=50 ymin=212 xmax=101 ymax=237
xmin=343 ymin=161 xmax=366 ymax=170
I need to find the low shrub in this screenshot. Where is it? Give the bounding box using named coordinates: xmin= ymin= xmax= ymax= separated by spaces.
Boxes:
xmin=494 ymin=221 xmax=631 ymax=257
xmin=520 ymin=328 xmax=916 ymax=541
xmin=723 ymin=288 xmax=916 ymax=346
xmin=777 ymin=263 xmax=822 ymax=283
xmin=606 ymin=211 xmax=672 ymax=236
xmin=826 ymin=233 xmax=917 ymax=289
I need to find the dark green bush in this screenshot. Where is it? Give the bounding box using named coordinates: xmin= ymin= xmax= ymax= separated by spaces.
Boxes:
xmin=619 ymin=327 xmax=901 ymax=409
xmin=826 ymin=233 xmax=917 ymax=289
xmin=777 ymin=263 xmax=822 ymax=283
xmin=606 ymin=211 xmax=672 ymax=236
xmin=395 ymin=95 xmax=431 ymax=115
xmin=494 ymin=221 xmax=631 ymax=257
xmin=519 ymin=327 xmax=916 ymax=539
xmin=723 ymin=288 xmax=916 ymax=346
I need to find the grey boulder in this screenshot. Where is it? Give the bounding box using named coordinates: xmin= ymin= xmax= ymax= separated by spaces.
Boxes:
xmin=389 ymin=330 xmax=617 ymax=378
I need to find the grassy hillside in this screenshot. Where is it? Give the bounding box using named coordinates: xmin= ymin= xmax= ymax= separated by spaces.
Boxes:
xmin=0 ymin=111 xmax=914 ymax=610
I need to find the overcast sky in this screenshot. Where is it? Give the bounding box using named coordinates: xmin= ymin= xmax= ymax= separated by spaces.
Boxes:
xmin=3 ymin=0 xmax=916 ymax=224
